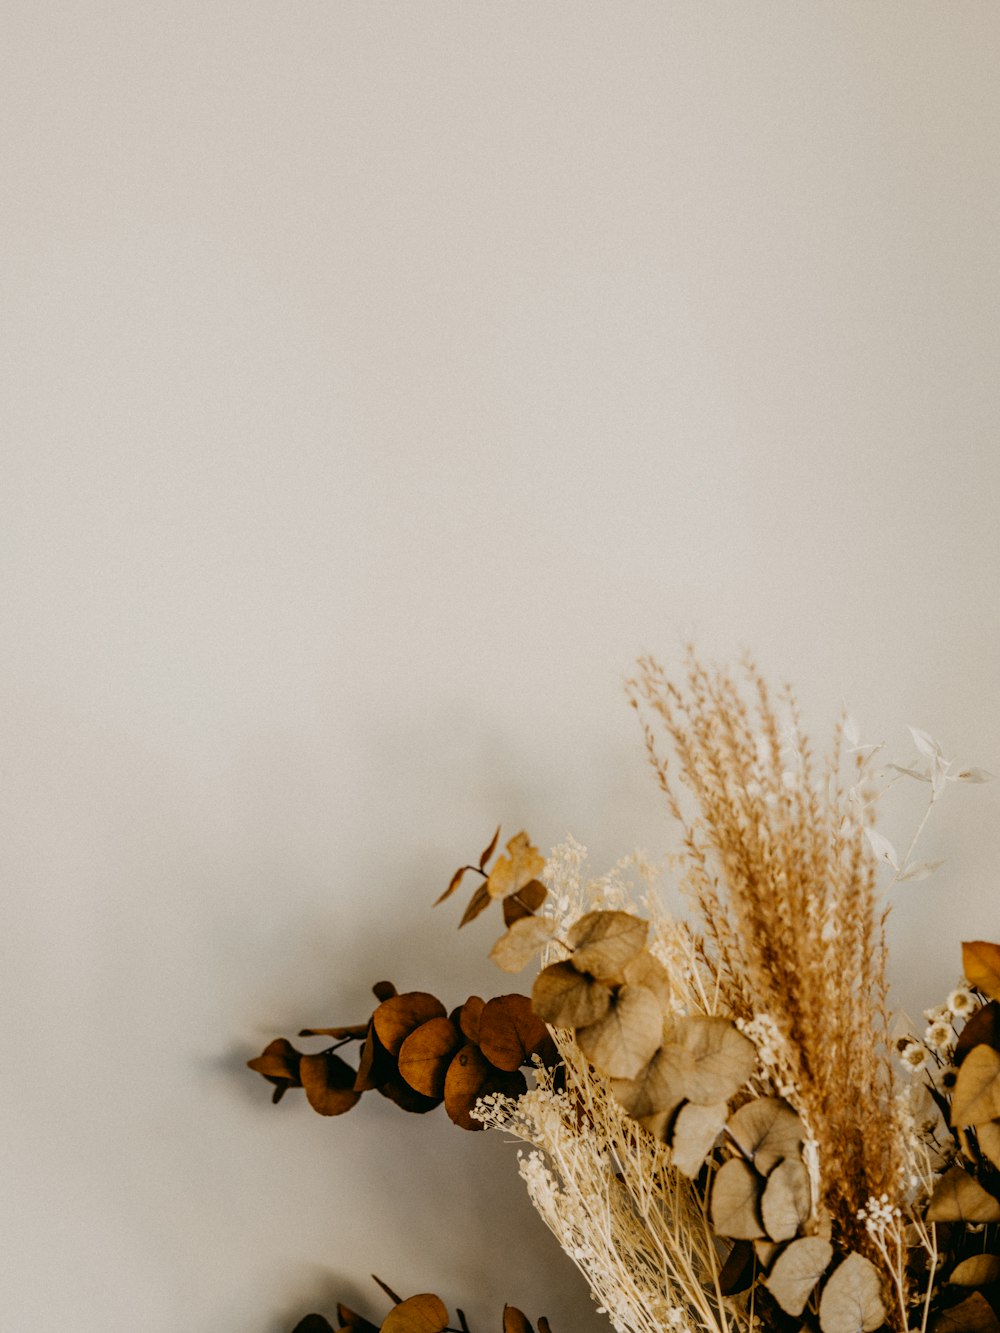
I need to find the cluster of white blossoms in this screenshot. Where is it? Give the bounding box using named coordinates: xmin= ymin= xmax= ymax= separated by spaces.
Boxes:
xmin=735 ymin=1012 xmax=798 ymax=1100
xmin=856 ymin=1192 xmax=902 ymax=1239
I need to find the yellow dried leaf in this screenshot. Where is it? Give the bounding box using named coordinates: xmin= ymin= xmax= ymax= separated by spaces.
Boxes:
xmin=397 ymin=1017 xmax=463 ymax=1099
xmin=486 ymin=832 xmax=545 ymax=900
xmin=567 ymin=910 xmax=648 ymax=982
xmin=818 ymin=1252 xmax=886 ymax=1333
xmin=952 ymin=1045 xmax=1000 ymax=1127
xmin=761 ymin=1158 xmax=812 ymax=1242
xmin=977 ymin=1120 xmax=1000 ymax=1170
xmin=380 ymin=1293 xmax=449 ymax=1333
xmin=926 ymin=1165 xmax=1000 ymax=1222
xmin=710 ymin=1158 xmax=765 ymax=1239
xmin=670 ymin=1100 xmax=727 ymax=1178
xmin=764 ymin=1236 xmax=833 ymax=1317
xmin=727 ymin=1097 xmax=805 ymax=1175
xmin=575 ymin=984 xmax=662 ymax=1080
xmin=531 ymin=961 xmax=612 ymax=1029
xmin=964 ymin=941 xmax=1000 ymax=1002
xmin=949 ymin=1255 xmax=1000 ymax=1287
xmin=489 ymin=915 xmax=559 ymax=973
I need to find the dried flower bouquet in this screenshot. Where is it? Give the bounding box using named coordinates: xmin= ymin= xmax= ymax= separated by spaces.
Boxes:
xmin=248 ymin=656 xmax=999 ymax=1333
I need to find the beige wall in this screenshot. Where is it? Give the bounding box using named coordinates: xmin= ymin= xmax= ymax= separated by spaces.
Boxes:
xmin=4 ymin=5 xmax=1000 ymax=1330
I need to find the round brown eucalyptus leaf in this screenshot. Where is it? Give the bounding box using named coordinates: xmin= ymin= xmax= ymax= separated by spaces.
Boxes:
xmin=956 ymin=1001 xmax=1000 ymax=1065
xmin=964 ymin=942 xmax=1000 ymax=1002
xmin=479 ymin=994 xmax=552 ymax=1072
xmin=575 ymin=985 xmax=662 ymax=1079
xmin=291 ymin=1317 xmax=336 ymax=1333
xmin=710 ymin=1158 xmax=765 ymax=1239
xmin=373 ymin=993 xmax=448 ymax=1057
xmin=489 ymin=915 xmax=559 ymax=974
xmin=537 ymin=1320 xmax=552 ymax=1333
xmin=377 ymin=1072 xmax=442 ymax=1115
xmin=761 ymin=1158 xmax=812 ymax=1242
xmin=621 ymin=950 xmax=672 ymax=1011
xmin=502 ymin=1307 xmax=533 ymax=1333
xmin=247 ymin=1037 xmax=301 ymax=1086
xmin=764 ymin=1236 xmax=833 ymax=1317
xmin=726 ymin=1097 xmax=805 ymax=1175
xmin=934 ymin=1292 xmax=1000 ymax=1333
xmin=950 ymin=1255 xmax=1000 ymax=1287
xmin=372 ymin=980 xmax=398 ymax=1002
xmin=502 ymin=879 xmax=548 ymax=927
xmin=443 ymin=1043 xmax=526 ymax=1129
xmin=667 ymin=1016 xmax=755 ymax=1105
xmin=670 ymin=1100 xmax=727 ymax=1178
xmin=817 ymin=1252 xmax=886 ymax=1333
xmin=611 ymin=1043 xmax=692 ymax=1121
xmin=926 ymin=1165 xmax=1000 ymax=1222
xmin=567 ymin=910 xmax=648 ymax=982
xmin=337 ymin=1302 xmax=380 ymax=1333
xmin=977 ymin=1119 xmax=1000 ymax=1170
xmin=397 ymin=1017 xmax=463 ymax=1098
xmin=299 ymin=1052 xmax=362 ymax=1116
xmin=458 ymin=995 xmax=484 ymax=1044
xmin=532 ymin=961 xmax=611 ymax=1029
xmin=380 ymin=1293 xmax=449 ymax=1333
xmin=355 ymin=1021 xmax=395 ymax=1092
xmin=952 ymin=1045 xmax=1000 ymax=1127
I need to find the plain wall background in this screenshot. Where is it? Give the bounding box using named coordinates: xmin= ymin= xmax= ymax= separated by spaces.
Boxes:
xmin=3 ymin=5 xmax=1000 ymax=1330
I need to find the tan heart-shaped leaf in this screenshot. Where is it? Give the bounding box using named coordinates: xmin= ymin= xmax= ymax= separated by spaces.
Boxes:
xmin=443 ymin=1043 xmax=527 ymax=1129
xmin=727 ymin=1097 xmax=805 ymax=1174
xmin=670 ymin=1100 xmax=727 ymax=1178
xmin=964 ymin=942 xmax=1000 ymax=1002
xmin=490 ymin=915 xmax=559 ymax=973
xmin=764 ymin=1236 xmax=833 ymax=1316
xmin=977 ymin=1120 xmax=1000 ymax=1170
xmin=299 ymin=1052 xmax=362 ymax=1116
xmin=380 ymin=1293 xmax=449 ymax=1333
xmin=949 ymin=1255 xmax=1000 ymax=1287
xmin=532 ymin=961 xmax=612 ymax=1028
xmin=926 ymin=1165 xmax=1000 ymax=1222
xmin=374 ymin=993 xmax=448 ymax=1057
xmin=621 ymin=950 xmax=672 ymax=1011
xmin=576 ymin=985 xmax=663 ymax=1079
xmin=478 ymin=994 xmax=553 ymax=1072
xmin=567 ymin=910 xmax=648 ymax=982
xmin=952 ymin=1046 xmax=1000 ymax=1126
xmin=611 ymin=1043 xmax=692 ymax=1122
xmin=502 ymin=879 xmax=548 ymax=927
xmin=397 ymin=1017 xmax=463 ymax=1098
xmin=667 ymin=1016 xmax=756 ymax=1105
xmin=933 ymin=1292 xmax=1000 ymax=1333
xmin=486 ymin=833 xmax=545 ymax=900
xmin=761 ymin=1157 xmax=812 ymax=1242
xmin=818 ymin=1252 xmax=886 ymax=1333
xmin=710 ymin=1158 xmax=765 ymax=1239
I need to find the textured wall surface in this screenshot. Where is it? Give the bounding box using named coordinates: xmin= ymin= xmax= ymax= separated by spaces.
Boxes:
xmin=3 ymin=6 xmax=1000 ymax=1331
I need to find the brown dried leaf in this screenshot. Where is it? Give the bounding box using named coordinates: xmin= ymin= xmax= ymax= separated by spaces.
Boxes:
xmin=964 ymin=942 xmax=1000 ymax=1002
xmin=957 ymin=1002 xmax=1000 ymax=1065
xmin=355 ymin=1021 xmax=394 ymax=1092
xmin=460 ymin=882 xmax=492 ymax=927
xmin=373 ymin=993 xmax=448 ymax=1057
xmin=292 ymin=1317 xmax=336 ymax=1333
xmin=502 ymin=1308 xmax=532 ymax=1333
xmin=479 ymin=825 xmax=502 ymax=870
xmin=567 ymin=910 xmax=648 ymax=983
xmin=727 ymin=1097 xmax=805 ymax=1175
xmin=337 ymin=1302 xmax=379 ymax=1332
xmin=933 ymin=1292 xmax=1000 ymax=1333
xmin=490 ymin=915 xmax=559 ymax=973
xmin=575 ymin=985 xmax=663 ymax=1080
xmin=398 ymin=1017 xmax=463 ymax=1098
xmin=710 ymin=1158 xmax=765 ymax=1239
xmin=478 ymin=994 xmax=553 ymax=1072
xmin=761 ymin=1158 xmax=812 ymax=1242
xmin=718 ymin=1239 xmax=756 ymax=1295
xmin=670 ymin=1100 xmax=727 ymax=1178
xmin=299 ymin=1052 xmax=362 ymax=1117
xmin=372 ymin=981 xmax=397 ymax=1002
xmin=377 ymin=1073 xmax=441 ymax=1115
xmin=503 ymin=879 xmax=548 ymax=927
xmin=926 ymin=1165 xmax=1000 ymax=1222
xmin=611 ymin=1044 xmax=690 ymax=1122
xmin=764 ymin=1236 xmax=833 ymax=1317
xmin=458 ymin=996 xmax=484 ymax=1044
xmin=667 ymin=1015 xmax=756 ymax=1105
xmin=435 ymin=864 xmax=470 ymax=906
xmin=247 ymin=1037 xmax=301 ymax=1086
xmin=818 ymin=1252 xmax=886 ymax=1333
xmin=536 ymin=1320 xmax=552 ymax=1333
xmin=950 ymin=1255 xmax=1000 ymax=1287
xmin=298 ymin=1024 xmax=368 ymax=1040
xmin=532 ymin=962 xmax=612 ymax=1029
xmin=443 ymin=1043 xmax=526 ymax=1130
xmin=380 ymin=1293 xmax=449 ymax=1333
xmin=486 ymin=832 xmax=545 ymax=900
xmin=978 ymin=1119 xmax=1000 ymax=1170
xmin=952 ymin=1045 xmax=1000 ymax=1127
xmin=621 ymin=951 xmax=672 ymax=1011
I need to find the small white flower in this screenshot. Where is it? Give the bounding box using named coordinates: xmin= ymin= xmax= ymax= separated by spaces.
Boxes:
xmin=925 ymin=1020 xmax=953 ymax=1052
xmin=947 ymin=988 xmax=976 ymax=1017
xmin=900 ymin=1042 xmax=929 ymax=1073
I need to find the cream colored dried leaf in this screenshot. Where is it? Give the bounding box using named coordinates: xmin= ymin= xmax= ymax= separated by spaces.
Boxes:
xmin=576 ymin=985 xmax=662 ymax=1080
xmin=670 ymin=1100 xmax=727 ymax=1178
xmin=952 ymin=1045 xmax=1000 ymax=1127
xmin=710 ymin=1158 xmax=765 ymax=1239
xmin=949 ymin=1255 xmax=1000 ymax=1287
xmin=977 ymin=1119 xmax=1000 ymax=1170
xmin=567 ymin=910 xmax=648 ymax=982
xmin=761 ymin=1157 xmax=812 ymax=1242
xmin=486 ymin=832 xmax=545 ymax=900
xmin=621 ymin=950 xmax=672 ymax=1010
xmin=727 ymin=1096 xmax=805 ymax=1175
xmin=531 ymin=961 xmax=612 ymax=1029
xmin=926 ymin=1165 xmax=1000 ymax=1223
xmin=764 ymin=1236 xmax=833 ymax=1316
xmin=489 ymin=915 xmax=559 ymax=973
xmin=611 ymin=1043 xmax=692 ymax=1121
xmin=933 ymin=1292 xmax=1000 ymax=1333
xmin=666 ymin=1015 xmax=756 ymax=1105
xmin=818 ymin=1252 xmax=886 ymax=1333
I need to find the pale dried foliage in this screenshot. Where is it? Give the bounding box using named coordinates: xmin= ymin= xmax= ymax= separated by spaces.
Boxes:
xmin=627 ymin=654 xmax=902 ymax=1257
